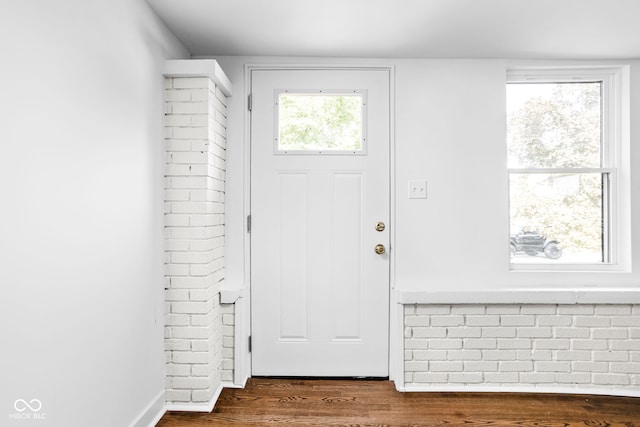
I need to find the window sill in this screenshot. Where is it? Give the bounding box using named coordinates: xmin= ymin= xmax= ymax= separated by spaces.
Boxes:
xmin=509 ymin=261 xmax=629 ymax=273
xmin=395 ymin=287 xmax=640 ymax=305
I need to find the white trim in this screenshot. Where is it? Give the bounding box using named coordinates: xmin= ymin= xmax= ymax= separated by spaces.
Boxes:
xmin=508 ymin=168 xmax=615 ymax=174
xmin=245 ymin=63 xmax=396 ymax=72
xmin=398 ymin=384 xmax=640 ymax=398
xmin=165 ymin=382 xmax=224 ymax=412
xmin=389 ymin=293 xmax=404 ymax=388
xmin=129 ymin=390 xmax=165 ymax=427
xmin=221 ymin=381 xmax=244 ymax=389
xmin=507 ymin=65 xmax=628 ymax=83
xmin=233 ymin=285 xmax=251 ymax=386
xmin=164 ymin=59 xmax=232 ymax=96
xmin=388 ymin=64 xmax=398 ymax=384
xmin=238 ymin=63 xmax=252 ymax=387
xmin=220 ymin=283 xmax=246 ymax=304
xmin=396 ymin=287 xmax=640 ymax=305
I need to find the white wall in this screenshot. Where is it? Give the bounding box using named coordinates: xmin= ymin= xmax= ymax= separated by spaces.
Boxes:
xmin=394 ymin=60 xmax=510 ymax=289
xmin=215 ymin=56 xmax=640 ymax=297
xmin=0 ymin=1 xmax=188 ymax=426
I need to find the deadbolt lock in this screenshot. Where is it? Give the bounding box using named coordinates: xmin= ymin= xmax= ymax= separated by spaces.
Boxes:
xmin=375 ymin=221 xmax=385 ymax=232
xmin=374 ymin=244 xmax=386 ymax=255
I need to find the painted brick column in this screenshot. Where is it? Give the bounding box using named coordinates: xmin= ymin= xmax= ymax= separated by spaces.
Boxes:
xmin=163 ymin=73 xmax=228 ymax=407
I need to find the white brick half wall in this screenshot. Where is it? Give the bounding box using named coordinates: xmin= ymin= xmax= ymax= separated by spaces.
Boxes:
xmin=164 ymin=74 xmax=229 ymax=407
xmin=404 ymin=304 xmax=640 ymax=395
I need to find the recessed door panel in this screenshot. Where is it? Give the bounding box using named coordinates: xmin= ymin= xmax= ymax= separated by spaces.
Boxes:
xmin=331 ymin=172 xmax=363 ymax=341
xmin=277 ymin=172 xmax=308 ymax=341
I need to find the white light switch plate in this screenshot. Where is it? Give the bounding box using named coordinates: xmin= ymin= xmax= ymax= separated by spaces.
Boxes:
xmin=408 ymin=180 xmax=427 ymax=199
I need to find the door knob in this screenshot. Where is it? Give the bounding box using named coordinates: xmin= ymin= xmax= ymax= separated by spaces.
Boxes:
xmin=374 ymin=244 xmax=386 ymax=255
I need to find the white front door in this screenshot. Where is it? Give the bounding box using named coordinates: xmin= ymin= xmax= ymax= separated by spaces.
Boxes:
xmin=250 ymin=68 xmax=390 ymax=377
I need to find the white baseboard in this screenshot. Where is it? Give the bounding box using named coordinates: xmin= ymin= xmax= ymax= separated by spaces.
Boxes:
xmin=130 ymin=390 xmax=166 ymax=427
xmin=137 ymin=382 xmax=239 ymax=425
xmin=165 ymin=382 xmax=224 ymax=412
xmin=398 ymin=383 xmax=640 ymax=398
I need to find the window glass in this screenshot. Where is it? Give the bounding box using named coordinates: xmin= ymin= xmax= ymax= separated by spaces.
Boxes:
xmin=507 ymin=80 xmax=608 ymax=265
xmin=276 ymin=92 xmax=364 ymax=153
xmin=507 ymin=82 xmax=602 ymax=169
xmin=509 ymin=172 xmax=605 ymax=263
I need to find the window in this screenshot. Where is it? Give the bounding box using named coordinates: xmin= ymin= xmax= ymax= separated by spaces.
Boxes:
xmin=275 ymin=90 xmax=366 ymax=154
xmin=507 ymin=67 xmax=629 ymax=270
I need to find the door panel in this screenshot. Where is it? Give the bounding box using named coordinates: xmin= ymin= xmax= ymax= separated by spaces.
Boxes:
xmin=331 ymin=172 xmax=363 ymax=340
xmin=251 ymin=69 xmax=390 ymax=377
xmin=277 ymin=172 xmax=308 ymax=341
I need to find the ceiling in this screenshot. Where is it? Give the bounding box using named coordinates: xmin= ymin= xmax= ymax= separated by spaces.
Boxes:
xmin=146 ymin=0 xmax=640 ymax=59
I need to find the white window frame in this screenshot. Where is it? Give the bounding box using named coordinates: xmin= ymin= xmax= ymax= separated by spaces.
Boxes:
xmin=507 ymin=66 xmax=631 ymax=272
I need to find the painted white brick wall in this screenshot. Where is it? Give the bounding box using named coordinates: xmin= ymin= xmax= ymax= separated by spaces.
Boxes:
xmin=164 ymin=77 xmax=228 ymax=405
xmin=405 ymin=304 xmax=640 ymax=394
xmin=221 ymin=303 xmax=235 ymax=383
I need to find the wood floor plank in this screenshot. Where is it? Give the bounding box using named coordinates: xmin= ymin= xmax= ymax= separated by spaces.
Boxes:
xmin=157 ymin=378 xmax=640 ymax=426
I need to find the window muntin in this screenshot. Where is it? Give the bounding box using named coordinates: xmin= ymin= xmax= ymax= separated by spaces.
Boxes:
xmin=275 ymin=90 xmax=366 ymax=154
xmin=507 ymin=72 xmax=619 ymax=269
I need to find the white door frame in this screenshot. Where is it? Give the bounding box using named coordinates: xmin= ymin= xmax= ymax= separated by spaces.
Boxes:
xmin=237 ymin=63 xmax=400 ymax=385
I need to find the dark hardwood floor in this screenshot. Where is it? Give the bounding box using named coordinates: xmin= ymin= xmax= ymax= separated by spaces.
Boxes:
xmin=157 ymin=378 xmax=640 ymax=426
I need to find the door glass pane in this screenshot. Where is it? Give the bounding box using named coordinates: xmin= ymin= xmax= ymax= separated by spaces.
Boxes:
xmin=510 ymin=173 xmax=605 ymax=263
xmin=507 ymin=82 xmax=602 ymax=168
xmin=276 ymin=92 xmax=364 ymax=153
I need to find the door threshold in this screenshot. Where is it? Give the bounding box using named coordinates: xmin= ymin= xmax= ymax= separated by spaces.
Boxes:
xmin=252 ymin=375 xmax=389 ymax=381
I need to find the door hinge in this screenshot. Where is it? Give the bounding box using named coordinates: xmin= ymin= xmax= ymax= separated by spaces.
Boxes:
xmin=248 ymin=336 xmax=252 ymax=353
xmin=248 ymin=93 xmax=252 ymax=111
xmin=247 ymin=214 xmax=252 ymax=233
